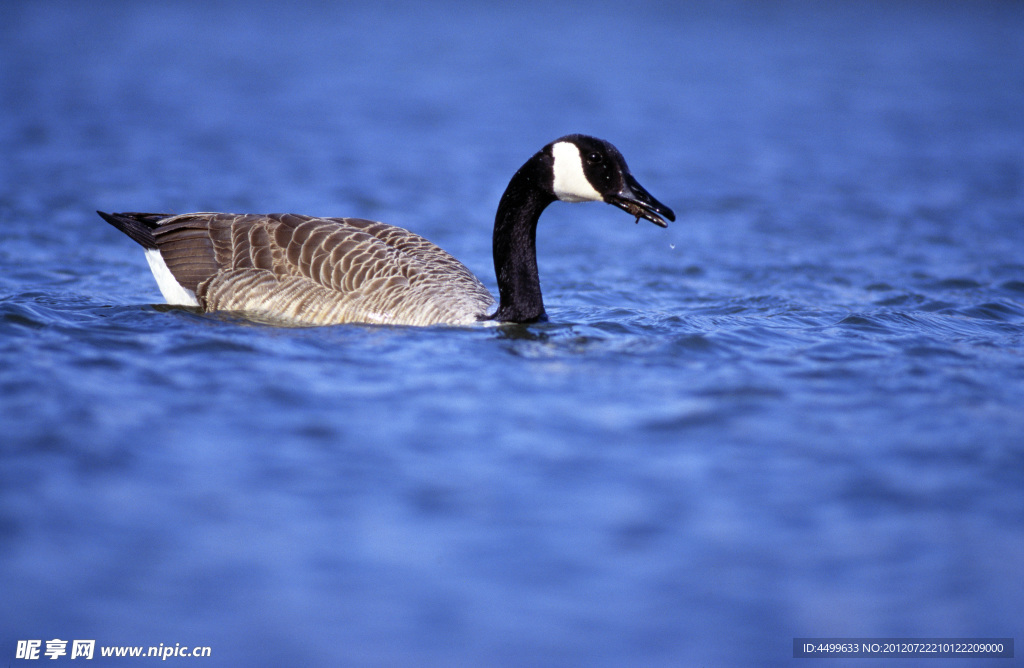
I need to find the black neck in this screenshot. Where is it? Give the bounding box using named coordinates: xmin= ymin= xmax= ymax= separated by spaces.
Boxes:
xmin=487 ymin=152 xmax=556 ymax=323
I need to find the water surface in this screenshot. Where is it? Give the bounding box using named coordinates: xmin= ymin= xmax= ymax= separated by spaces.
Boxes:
xmin=2 ymin=1 xmax=1023 ymax=665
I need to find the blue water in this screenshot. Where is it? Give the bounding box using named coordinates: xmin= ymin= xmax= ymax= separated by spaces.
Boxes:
xmin=3 ymin=1 xmax=1023 ymax=665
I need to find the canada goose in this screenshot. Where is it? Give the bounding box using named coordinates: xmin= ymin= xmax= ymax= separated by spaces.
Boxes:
xmin=98 ymin=134 xmax=674 ymax=326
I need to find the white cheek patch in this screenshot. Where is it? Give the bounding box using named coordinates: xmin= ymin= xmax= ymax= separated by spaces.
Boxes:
xmin=144 ymin=249 xmax=200 ymax=306
xmin=552 ymin=141 xmax=603 ymax=203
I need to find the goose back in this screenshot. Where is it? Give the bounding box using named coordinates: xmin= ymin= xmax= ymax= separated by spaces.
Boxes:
xmin=148 ymin=212 xmax=495 ymax=326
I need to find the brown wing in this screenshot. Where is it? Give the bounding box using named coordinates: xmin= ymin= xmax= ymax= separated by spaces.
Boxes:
xmin=151 ymin=212 xmax=495 ymax=326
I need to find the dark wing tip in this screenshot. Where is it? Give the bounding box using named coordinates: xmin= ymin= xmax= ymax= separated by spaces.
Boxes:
xmin=97 ymin=211 xmax=172 ymax=249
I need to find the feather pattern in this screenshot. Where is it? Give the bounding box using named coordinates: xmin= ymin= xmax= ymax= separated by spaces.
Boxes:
xmin=146 ymin=212 xmax=494 ymax=326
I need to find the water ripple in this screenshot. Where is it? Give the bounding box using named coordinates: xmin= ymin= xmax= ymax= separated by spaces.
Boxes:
xmin=3 ymin=1 xmax=1024 ymax=664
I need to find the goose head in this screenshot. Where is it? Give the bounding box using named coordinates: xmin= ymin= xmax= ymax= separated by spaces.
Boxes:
xmin=489 ymin=134 xmax=675 ymax=324
xmin=548 ymin=134 xmax=675 ymax=227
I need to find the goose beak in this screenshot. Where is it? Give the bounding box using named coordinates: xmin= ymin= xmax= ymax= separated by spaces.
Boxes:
xmin=605 ymin=173 xmax=676 ymax=228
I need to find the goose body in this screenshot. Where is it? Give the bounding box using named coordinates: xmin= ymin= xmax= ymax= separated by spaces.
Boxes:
xmin=99 ymin=135 xmax=674 ymax=326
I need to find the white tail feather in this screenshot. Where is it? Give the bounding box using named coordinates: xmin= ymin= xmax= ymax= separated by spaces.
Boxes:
xmin=144 ymin=249 xmax=199 ymax=306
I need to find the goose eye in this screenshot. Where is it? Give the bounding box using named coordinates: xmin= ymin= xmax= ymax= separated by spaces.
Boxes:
xmin=586 ymin=152 xmax=603 ymax=165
